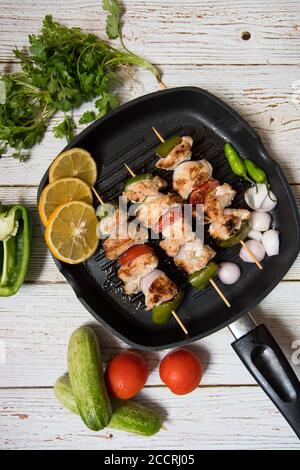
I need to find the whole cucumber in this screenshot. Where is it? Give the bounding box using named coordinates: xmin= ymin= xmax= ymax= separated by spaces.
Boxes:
xmin=55 ymin=374 xmax=161 ymax=436
xmin=67 ymin=326 xmax=112 ymax=431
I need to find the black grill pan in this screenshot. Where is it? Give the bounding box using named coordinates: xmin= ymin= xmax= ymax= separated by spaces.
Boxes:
xmin=38 ymin=87 xmax=300 ymax=437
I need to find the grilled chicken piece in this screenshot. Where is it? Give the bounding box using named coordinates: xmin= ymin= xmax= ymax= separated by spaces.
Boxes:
xmin=141 ymin=269 xmax=178 ymax=310
xmin=118 ymin=252 xmax=158 ymax=295
xmin=135 ymin=193 xmax=182 ymax=228
xmin=174 ymin=241 xmax=216 ymax=274
xmin=209 ymin=208 xmax=250 ymax=241
xmin=159 ymin=217 xmax=196 ymax=257
xmin=123 ymin=176 xmax=167 ymax=203
xmin=204 ymin=183 xmax=236 ymax=223
xmin=173 ymin=160 xmax=213 ymax=199
xmin=97 ymin=207 xmax=128 ymax=239
xmin=156 ymin=136 xmax=193 ymax=171
xmin=103 ymin=225 xmax=148 ymax=260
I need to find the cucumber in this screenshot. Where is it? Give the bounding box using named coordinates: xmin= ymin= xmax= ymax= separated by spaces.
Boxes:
xmin=55 ymin=374 xmax=161 ymax=436
xmin=67 ymin=326 xmax=112 ymax=431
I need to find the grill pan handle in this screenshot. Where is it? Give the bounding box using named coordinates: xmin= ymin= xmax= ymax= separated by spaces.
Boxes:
xmin=231 ymin=323 xmax=300 ymax=439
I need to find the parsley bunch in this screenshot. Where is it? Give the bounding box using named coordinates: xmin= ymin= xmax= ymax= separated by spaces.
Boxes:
xmin=0 ymin=2 xmax=161 ymax=160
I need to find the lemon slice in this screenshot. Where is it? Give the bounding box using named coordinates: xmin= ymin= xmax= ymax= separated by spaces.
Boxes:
xmin=39 ymin=177 xmax=93 ymax=226
xmin=49 ymin=148 xmax=97 ymax=185
xmin=45 ymin=201 xmax=99 ymax=264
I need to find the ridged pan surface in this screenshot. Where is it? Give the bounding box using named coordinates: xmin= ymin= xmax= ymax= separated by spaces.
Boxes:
xmin=37 ymin=87 xmax=300 ymax=350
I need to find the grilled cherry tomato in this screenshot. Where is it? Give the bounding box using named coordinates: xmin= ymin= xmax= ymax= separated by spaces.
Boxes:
xmin=153 ymin=206 xmax=183 ymax=233
xmin=119 ymin=244 xmax=154 ymax=266
xmin=188 ymin=261 xmax=219 ymax=290
xmin=155 ymin=135 xmax=182 ymax=157
xmin=189 ymin=178 xmax=220 ymax=206
xmin=216 ymin=220 xmax=250 ymax=248
xmin=106 ymin=350 xmax=148 ymax=399
xmin=159 ymin=348 xmax=203 ymax=395
xmin=124 ymin=174 xmax=153 ymax=191
xmin=152 ymin=290 xmax=184 ymax=324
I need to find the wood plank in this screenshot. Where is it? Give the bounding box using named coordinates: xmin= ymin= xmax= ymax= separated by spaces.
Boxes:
xmin=0 ymin=65 xmax=300 ymax=183
xmin=0 ymin=387 xmax=299 ymax=449
xmin=0 ymin=1 xmax=299 ymax=64
xmin=0 ymin=282 xmax=300 ymax=387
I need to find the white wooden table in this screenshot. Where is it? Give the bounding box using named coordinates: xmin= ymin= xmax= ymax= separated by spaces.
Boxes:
xmin=1 ymin=0 xmax=300 ymax=450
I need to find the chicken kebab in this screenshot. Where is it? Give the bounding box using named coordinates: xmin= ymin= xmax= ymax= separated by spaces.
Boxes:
xmin=152 ymin=128 xmax=261 ymax=266
xmin=123 ymin=166 xmax=231 ymax=306
xmin=94 ymin=192 xmax=186 ymax=329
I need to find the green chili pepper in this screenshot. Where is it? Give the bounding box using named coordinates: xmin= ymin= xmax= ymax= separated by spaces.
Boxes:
xmin=216 ymin=220 xmax=250 ymax=248
xmin=224 ymin=143 xmax=254 ymax=184
xmin=151 ymin=290 xmax=184 ymax=324
xmin=0 ymin=204 xmax=32 ymax=297
xmin=188 ymin=262 xmax=219 ymax=291
xmin=155 ymin=135 xmax=182 ymax=157
xmin=244 ymin=159 xmax=267 ymax=184
xmin=124 ymin=174 xmax=153 ymax=191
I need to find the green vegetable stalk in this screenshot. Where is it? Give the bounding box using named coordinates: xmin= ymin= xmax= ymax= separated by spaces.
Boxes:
xmin=0 ymin=2 xmax=162 ymax=160
xmin=0 ymin=203 xmax=32 ymax=297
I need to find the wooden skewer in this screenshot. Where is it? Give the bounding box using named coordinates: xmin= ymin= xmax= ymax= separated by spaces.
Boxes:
xmin=209 ymin=279 xmax=231 ymax=307
xmin=171 ymin=310 xmax=188 ymax=336
xmin=240 ymin=240 xmax=263 ymax=270
xmin=124 ymin=163 xmax=136 ymax=177
xmin=152 ymin=126 xmax=165 ymax=143
xmin=92 ymin=186 xmax=105 ymax=206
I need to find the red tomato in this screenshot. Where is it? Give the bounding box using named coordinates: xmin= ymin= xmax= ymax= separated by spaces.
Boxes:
xmin=153 ymin=206 xmax=183 ymax=233
xmin=119 ymin=244 xmax=154 ymax=266
xmin=189 ymin=179 xmax=220 ymax=206
xmin=159 ymin=348 xmax=203 ymax=395
xmin=105 ymin=350 xmax=148 ymax=399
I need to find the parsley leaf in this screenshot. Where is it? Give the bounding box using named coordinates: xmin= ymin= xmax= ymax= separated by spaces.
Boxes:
xmin=53 ymin=115 xmax=76 ymax=142
xmin=102 ymin=0 xmax=121 ymax=40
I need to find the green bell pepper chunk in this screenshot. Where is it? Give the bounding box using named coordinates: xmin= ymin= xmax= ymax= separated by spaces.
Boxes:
xmin=155 ymin=135 xmax=182 ymax=157
xmin=0 ymin=204 xmax=32 ymax=297
xmin=96 ymin=202 xmax=117 ymax=220
xmin=152 ymin=290 xmax=184 ymax=324
xmin=124 ymin=174 xmax=153 ymax=192
xmin=188 ymin=262 xmax=219 ymax=291
xmin=216 ymin=220 xmax=250 ymax=248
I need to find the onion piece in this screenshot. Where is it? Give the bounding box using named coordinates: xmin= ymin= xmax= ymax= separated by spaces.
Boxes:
xmin=262 ymin=230 xmax=280 ymax=256
xmin=239 ymin=240 xmax=265 ymax=263
xmin=140 ymin=269 xmax=164 ymax=296
xmin=218 ymin=262 xmax=241 ymax=285
xmin=250 ymin=211 xmax=271 ymax=232
xmin=244 ymin=184 xmax=277 ymax=211
xmin=248 ymin=229 xmax=263 ymax=241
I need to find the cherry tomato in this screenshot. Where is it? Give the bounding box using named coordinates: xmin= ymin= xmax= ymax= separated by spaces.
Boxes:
xmin=153 ymin=206 xmax=183 ymax=233
xmin=189 ymin=179 xmax=220 ymax=206
xmin=105 ymin=350 xmax=148 ymax=399
xmin=159 ymin=348 xmax=203 ymax=395
xmin=119 ymin=244 xmax=154 ymax=266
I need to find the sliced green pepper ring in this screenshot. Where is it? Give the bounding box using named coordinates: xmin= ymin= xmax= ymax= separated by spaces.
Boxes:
xmin=188 ymin=262 xmax=219 ymax=291
xmin=96 ymin=202 xmax=117 ymax=220
xmin=124 ymin=174 xmax=153 ymax=191
xmin=216 ymin=220 xmax=250 ymax=248
xmin=151 ymin=290 xmax=184 ymax=325
xmin=155 ymin=135 xmax=182 ymax=157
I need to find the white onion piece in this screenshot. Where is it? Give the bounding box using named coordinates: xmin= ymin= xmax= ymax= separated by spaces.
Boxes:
xmin=248 ymin=229 xmax=263 ymax=241
xmin=218 ymin=262 xmax=241 ymax=285
xmin=239 ymin=240 xmax=265 ymax=263
xmin=244 ymin=184 xmax=277 ymax=211
xmin=140 ymin=269 xmax=164 ymax=296
xmin=250 ymin=211 xmax=271 ymax=231
xmin=262 ymin=230 xmax=280 ymax=256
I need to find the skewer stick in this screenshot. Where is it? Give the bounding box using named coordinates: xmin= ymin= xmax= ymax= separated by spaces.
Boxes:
xmin=152 ymin=127 xmax=165 ymax=143
xmin=240 ymin=240 xmax=263 ymax=270
xmin=209 ymin=279 xmax=231 ymax=308
xmin=124 ymin=163 xmax=136 ymax=177
xmin=92 ymin=187 xmax=105 ymax=206
xmin=171 ymin=310 xmax=188 ymax=336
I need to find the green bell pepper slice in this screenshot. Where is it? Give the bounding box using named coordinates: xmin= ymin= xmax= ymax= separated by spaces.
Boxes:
xmin=0 ymin=204 xmax=32 ymax=297
xmin=216 ymin=220 xmax=250 ymax=248
xmin=155 ymin=135 xmax=182 ymax=157
xmin=151 ymin=290 xmax=184 ymax=324
xmin=124 ymin=174 xmax=153 ymax=191
xmin=188 ymin=262 xmax=219 ymax=291
xmin=96 ymin=202 xmax=117 ymax=220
